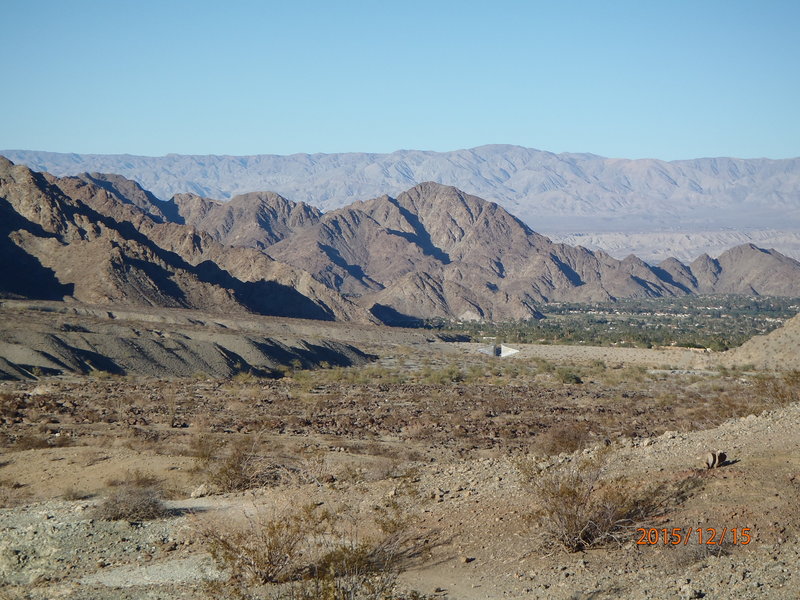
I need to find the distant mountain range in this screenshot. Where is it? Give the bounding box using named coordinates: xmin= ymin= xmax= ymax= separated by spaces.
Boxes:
xmin=3 ymin=145 xmax=799 ymax=262
xmin=2 ymin=156 xmax=799 ymax=324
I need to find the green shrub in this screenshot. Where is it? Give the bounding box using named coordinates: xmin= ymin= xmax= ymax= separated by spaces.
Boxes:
xmin=555 ymin=368 xmax=583 ymax=384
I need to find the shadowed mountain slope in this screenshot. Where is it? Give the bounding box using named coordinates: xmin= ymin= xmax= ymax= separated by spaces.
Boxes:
xmin=0 ymin=158 xmax=366 ymax=321
xmin=267 ymin=182 xmax=800 ymax=322
xmin=3 ymin=158 xmax=798 ymax=325
xmin=0 ymin=301 xmax=374 ymax=380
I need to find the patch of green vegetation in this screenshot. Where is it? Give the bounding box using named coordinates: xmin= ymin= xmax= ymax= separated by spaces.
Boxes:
xmin=429 ymin=295 xmax=800 ymax=350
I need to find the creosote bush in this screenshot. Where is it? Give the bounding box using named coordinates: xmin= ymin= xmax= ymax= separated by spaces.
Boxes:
xmin=92 ymin=482 xmax=168 ymax=522
xmin=0 ymin=478 xmax=29 ymax=508
xmin=195 ymin=502 xmax=433 ymax=600
xmin=555 ymin=368 xmax=583 ymax=385
xmin=10 ymin=434 xmax=51 ymax=451
xmin=197 ymin=436 xmax=283 ymax=493
xmin=535 ymin=421 xmax=594 ymax=456
xmin=752 ymin=371 xmax=800 ymax=406
xmin=521 ymin=455 xmax=694 ymax=553
xmin=105 ymin=468 xmax=161 ymax=489
xmin=62 ymin=487 xmax=90 ymax=501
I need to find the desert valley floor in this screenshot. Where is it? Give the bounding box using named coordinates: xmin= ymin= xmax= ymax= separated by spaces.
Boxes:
xmin=1 ymin=303 xmax=799 ymax=599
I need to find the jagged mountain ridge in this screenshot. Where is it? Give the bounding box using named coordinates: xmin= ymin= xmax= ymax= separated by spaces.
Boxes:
xmin=0 ymin=157 xmax=368 ymax=322
xmin=262 ymin=182 xmax=800 ymax=322
xmin=2 ymin=157 xmax=799 ymax=324
xmin=168 ymin=191 xmax=322 ymax=248
xmin=3 ymin=145 xmax=799 ymax=261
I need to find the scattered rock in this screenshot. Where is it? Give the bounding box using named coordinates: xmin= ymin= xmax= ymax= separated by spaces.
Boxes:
xmin=704 ymin=450 xmax=728 ymax=469
xmin=190 ymin=484 xmax=210 ymax=499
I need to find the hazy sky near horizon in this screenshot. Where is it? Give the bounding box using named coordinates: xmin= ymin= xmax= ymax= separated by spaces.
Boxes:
xmin=2 ymin=0 xmax=799 ymax=160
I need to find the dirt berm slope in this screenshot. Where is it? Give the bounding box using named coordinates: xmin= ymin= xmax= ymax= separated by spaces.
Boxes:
xmin=723 ymin=312 xmax=800 ymax=371
xmin=0 ymin=301 xmax=378 ymax=379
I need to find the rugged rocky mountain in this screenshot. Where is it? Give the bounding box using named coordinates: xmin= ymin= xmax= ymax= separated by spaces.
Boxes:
xmin=0 ymin=157 xmax=366 ymax=321
xmin=3 ymin=158 xmax=799 ymax=325
xmin=691 ymin=245 xmax=800 ymax=296
xmin=167 ymin=191 xmax=321 ymax=249
xmin=267 ymin=182 xmax=800 ymax=323
xmin=4 ymin=145 xmax=799 ymax=261
xmin=52 ymin=172 xmax=369 ymax=322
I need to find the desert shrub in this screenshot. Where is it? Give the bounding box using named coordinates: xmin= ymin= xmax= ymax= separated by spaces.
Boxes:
xmin=305 ymin=539 xmax=402 ymax=599
xmin=678 ymin=373 xmax=800 ymax=429
xmin=187 ymin=431 xmax=222 ymax=464
xmin=752 ymin=372 xmax=800 ymax=406
xmin=200 ymin=509 xmax=307 ymax=586
xmin=783 ymin=369 xmax=800 ymax=387
xmin=48 ymin=432 xmax=73 ymax=447
xmin=536 ymin=421 xmax=593 ymax=456
xmin=604 ymin=364 xmax=649 ymax=385
xmin=196 ymin=503 xmax=432 ymax=600
xmin=0 ymin=479 xmax=28 ymax=508
xmin=92 ymin=483 xmax=168 ymax=521
xmin=202 ymin=437 xmax=282 ymax=492
xmin=522 ymin=456 xmax=686 ymax=553
xmin=62 ymin=487 xmax=90 ymax=501
xmin=105 ymin=469 xmax=161 ymax=488
xmin=10 ymin=434 xmax=51 ymax=451
xmin=464 ymin=364 xmax=486 ymax=382
xmin=232 ymin=370 xmax=257 ymax=383
xmin=555 ymin=368 xmax=583 ymax=384
xmin=91 ymin=369 xmax=116 ymax=380
xmin=421 ymin=364 xmax=463 ymax=385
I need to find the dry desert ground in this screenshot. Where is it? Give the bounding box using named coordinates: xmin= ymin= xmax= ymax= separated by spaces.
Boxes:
xmin=1 ymin=303 xmax=799 ymax=600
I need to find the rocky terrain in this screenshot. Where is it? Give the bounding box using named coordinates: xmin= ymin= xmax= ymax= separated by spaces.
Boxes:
xmin=0 ymin=309 xmax=798 ymax=599
xmin=3 ymin=156 xmax=799 ymax=325
xmin=4 ymin=145 xmax=799 ymax=261
xmin=262 ymin=183 xmax=800 ymax=322
xmin=0 ymin=157 xmax=368 ymax=322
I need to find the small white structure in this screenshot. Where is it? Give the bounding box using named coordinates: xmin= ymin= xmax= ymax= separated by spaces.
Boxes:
xmin=478 ymin=344 xmax=519 ymax=357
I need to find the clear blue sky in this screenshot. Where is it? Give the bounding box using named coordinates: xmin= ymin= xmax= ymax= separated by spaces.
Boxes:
xmin=2 ymin=0 xmax=799 ymax=160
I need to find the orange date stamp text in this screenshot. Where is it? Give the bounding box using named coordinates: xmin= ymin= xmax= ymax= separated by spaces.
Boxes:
xmin=636 ymin=527 xmax=752 ymax=546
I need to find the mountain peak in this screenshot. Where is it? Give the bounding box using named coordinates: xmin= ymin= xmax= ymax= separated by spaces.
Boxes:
xmin=3 ymin=160 xmax=800 ymax=325
xmin=5 ymin=147 xmax=798 ymax=262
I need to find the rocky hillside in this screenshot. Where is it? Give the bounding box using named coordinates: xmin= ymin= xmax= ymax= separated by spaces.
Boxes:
xmin=267 ymin=183 xmax=689 ymax=322
xmin=0 ymin=157 xmax=366 ymax=322
xmin=2 ymin=158 xmax=799 ymax=325
xmin=264 ymin=182 xmax=800 ymax=323
xmin=4 ymin=145 xmax=799 ymax=260
xmin=168 ymin=190 xmax=321 ymax=249
xmin=0 ymin=301 xmax=374 ymax=380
